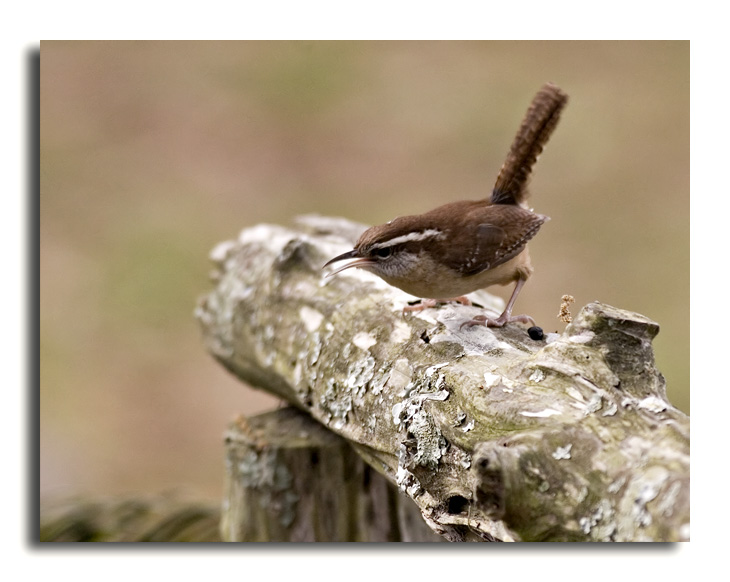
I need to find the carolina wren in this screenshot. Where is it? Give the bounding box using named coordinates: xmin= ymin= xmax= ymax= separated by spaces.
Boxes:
xmin=324 ymin=83 xmax=568 ymax=328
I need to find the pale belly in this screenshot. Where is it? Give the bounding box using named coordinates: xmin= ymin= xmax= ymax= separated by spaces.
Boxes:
xmin=376 ymin=250 xmax=532 ymax=299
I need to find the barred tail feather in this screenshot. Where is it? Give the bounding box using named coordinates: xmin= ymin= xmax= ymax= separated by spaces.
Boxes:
xmin=491 ymin=83 xmax=568 ymax=206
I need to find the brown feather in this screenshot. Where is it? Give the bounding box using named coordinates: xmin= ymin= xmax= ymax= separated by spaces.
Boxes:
xmin=491 ymin=83 xmax=568 ymax=206
xmin=434 ymin=203 xmax=548 ymax=276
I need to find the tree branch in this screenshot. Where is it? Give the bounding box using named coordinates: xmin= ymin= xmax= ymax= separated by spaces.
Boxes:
xmin=195 ymin=215 xmax=689 ymax=542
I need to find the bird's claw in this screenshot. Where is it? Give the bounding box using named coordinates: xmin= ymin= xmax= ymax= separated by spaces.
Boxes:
xmin=460 ymin=313 xmax=536 ymax=329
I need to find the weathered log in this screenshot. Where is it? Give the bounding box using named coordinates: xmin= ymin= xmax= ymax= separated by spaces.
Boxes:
xmin=195 ymin=214 xmax=689 ymax=542
xmin=40 ymin=495 xmax=221 ymax=542
xmin=222 ymin=406 xmax=445 ymax=542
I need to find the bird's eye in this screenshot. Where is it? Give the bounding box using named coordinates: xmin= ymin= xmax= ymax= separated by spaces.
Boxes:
xmin=373 ymin=247 xmax=391 ymax=259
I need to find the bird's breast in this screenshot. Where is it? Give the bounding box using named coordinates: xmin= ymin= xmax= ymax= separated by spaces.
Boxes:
xmin=374 ymin=248 xmax=532 ymax=299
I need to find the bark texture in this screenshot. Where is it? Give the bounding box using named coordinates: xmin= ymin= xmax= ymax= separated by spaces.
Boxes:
xmin=222 ymin=406 xmax=445 ymax=542
xmin=196 ymin=215 xmax=689 ymax=542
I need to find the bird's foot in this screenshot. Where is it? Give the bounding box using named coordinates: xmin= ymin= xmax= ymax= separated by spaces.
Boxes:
xmin=460 ymin=313 xmax=536 ymax=330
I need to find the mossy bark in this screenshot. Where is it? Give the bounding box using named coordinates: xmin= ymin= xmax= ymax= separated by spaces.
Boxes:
xmin=196 ymin=215 xmax=689 ymax=542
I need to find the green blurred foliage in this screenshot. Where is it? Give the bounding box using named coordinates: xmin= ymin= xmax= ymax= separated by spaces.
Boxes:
xmin=40 ymin=40 xmax=688 ymax=501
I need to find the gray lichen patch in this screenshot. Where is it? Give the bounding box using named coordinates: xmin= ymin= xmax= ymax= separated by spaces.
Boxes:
xmin=320 ymin=378 xmax=353 ymax=430
xmin=579 ymin=499 xmax=617 ymax=540
xmin=299 ymin=306 xmax=324 ymax=333
xmin=390 ymin=375 xmax=452 ymax=496
xmin=409 ymin=409 xmax=448 ymax=469
xmin=385 ymin=358 xmax=413 ymax=393
xmin=637 ymin=395 xmax=669 ymax=413
xmin=392 ymin=388 xmax=450 ymax=429
xmin=237 ymin=448 xmax=298 ymax=528
xmin=552 ymin=444 xmax=573 ymax=460
xmin=352 ymin=331 xmax=378 ymax=351
xmin=528 ymin=368 xmax=546 ymax=383
xmin=345 ymin=355 xmax=376 ymax=397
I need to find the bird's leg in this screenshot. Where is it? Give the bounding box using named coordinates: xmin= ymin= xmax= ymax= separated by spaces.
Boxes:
xmin=403 ymin=296 xmax=472 ymax=313
xmin=460 ymin=278 xmax=535 ymax=329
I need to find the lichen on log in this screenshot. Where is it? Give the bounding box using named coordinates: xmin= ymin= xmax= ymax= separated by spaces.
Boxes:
xmin=195 ymin=214 xmax=689 ymax=542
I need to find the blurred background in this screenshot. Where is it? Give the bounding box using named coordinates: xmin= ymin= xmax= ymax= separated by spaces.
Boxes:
xmin=40 ymin=40 xmax=689 ymax=503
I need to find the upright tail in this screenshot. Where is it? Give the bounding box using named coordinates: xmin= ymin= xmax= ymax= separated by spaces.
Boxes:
xmin=491 ymin=83 xmax=568 ymax=206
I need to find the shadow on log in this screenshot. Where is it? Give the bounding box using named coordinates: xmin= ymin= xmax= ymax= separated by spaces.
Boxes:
xmin=196 ymin=215 xmax=689 ymax=542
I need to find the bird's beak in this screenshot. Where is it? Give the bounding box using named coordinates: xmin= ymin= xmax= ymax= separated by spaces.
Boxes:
xmin=323 ymin=250 xmax=374 ymax=277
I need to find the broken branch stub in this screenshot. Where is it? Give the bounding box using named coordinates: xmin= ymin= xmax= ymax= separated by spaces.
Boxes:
xmin=222 ymin=406 xmax=445 ymax=542
xmin=195 ymin=215 xmax=689 ymax=542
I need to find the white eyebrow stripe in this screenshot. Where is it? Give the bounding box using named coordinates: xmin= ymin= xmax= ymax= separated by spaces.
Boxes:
xmin=371 ymin=229 xmax=445 ymax=249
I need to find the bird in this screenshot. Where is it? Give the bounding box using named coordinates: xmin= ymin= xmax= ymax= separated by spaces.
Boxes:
xmin=324 ymin=83 xmax=568 ymax=328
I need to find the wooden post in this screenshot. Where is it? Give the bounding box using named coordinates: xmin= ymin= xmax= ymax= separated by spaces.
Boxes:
xmin=222 ymin=407 xmax=445 ymax=542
